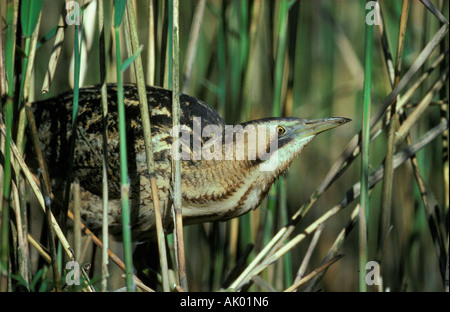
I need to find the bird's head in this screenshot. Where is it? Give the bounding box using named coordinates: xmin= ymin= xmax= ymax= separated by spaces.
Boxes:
xmin=234 ymin=117 xmax=351 ymax=174
xmin=188 ymin=116 xmax=353 ymax=221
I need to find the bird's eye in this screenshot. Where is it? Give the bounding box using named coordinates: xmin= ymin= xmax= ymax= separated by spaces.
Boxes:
xmin=277 ymin=126 xmax=286 ymax=135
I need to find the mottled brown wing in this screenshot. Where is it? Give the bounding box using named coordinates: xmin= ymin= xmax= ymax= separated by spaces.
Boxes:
xmin=29 ymin=84 xmax=225 ymax=199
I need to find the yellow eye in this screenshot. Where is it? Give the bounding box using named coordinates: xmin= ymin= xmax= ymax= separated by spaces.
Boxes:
xmin=277 ymin=126 xmax=286 ymax=135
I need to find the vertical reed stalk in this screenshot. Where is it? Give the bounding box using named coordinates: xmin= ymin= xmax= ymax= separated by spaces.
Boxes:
xmin=16 ymin=0 xmax=43 ymax=157
xmin=12 ymin=4 xmax=42 ymax=290
xmin=114 ymin=0 xmax=135 ymax=292
xmin=125 ymin=0 xmax=171 ymax=292
xmin=272 ymin=0 xmax=288 ymax=117
xmin=147 ymin=0 xmax=155 ymax=85
xmin=359 ymin=0 xmax=375 ymax=292
xmin=182 ymin=0 xmax=206 ymax=94
xmin=170 ymin=0 xmax=187 ymax=291
xmin=377 ymin=0 xmax=410 ymax=267
xmin=62 ymin=0 xmax=83 ymax=239
xmin=269 ymin=0 xmax=290 ymax=287
xmin=97 ymin=0 xmax=110 ymax=292
xmin=0 ymin=0 xmax=18 ymax=292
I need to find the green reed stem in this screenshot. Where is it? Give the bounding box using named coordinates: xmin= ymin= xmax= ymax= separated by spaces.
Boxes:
xmin=269 ymin=0 xmax=290 ymax=287
xmin=114 ymin=0 xmax=135 ymax=292
xmin=272 ymin=0 xmax=288 ymax=117
xmin=359 ymin=0 xmax=375 ymax=292
xmin=1 ymin=0 xmax=18 ymax=292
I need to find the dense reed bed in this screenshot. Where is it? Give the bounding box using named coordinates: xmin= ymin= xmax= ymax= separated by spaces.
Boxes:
xmin=0 ymin=0 xmax=448 ymax=292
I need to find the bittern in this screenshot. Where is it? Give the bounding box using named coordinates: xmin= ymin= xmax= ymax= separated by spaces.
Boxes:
xmin=28 ymin=84 xmax=350 ymax=241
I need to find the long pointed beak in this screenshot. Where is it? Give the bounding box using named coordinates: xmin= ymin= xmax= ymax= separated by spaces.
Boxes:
xmin=293 ymin=117 xmax=351 ymax=139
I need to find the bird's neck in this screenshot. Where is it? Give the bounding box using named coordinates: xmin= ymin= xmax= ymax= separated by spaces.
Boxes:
xmin=180 ymin=157 xmax=284 ymax=224
xmin=180 ymin=133 xmax=314 ymax=225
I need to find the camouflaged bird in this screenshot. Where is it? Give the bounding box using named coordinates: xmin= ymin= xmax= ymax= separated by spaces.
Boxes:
xmin=28 ymin=84 xmax=349 ymax=241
